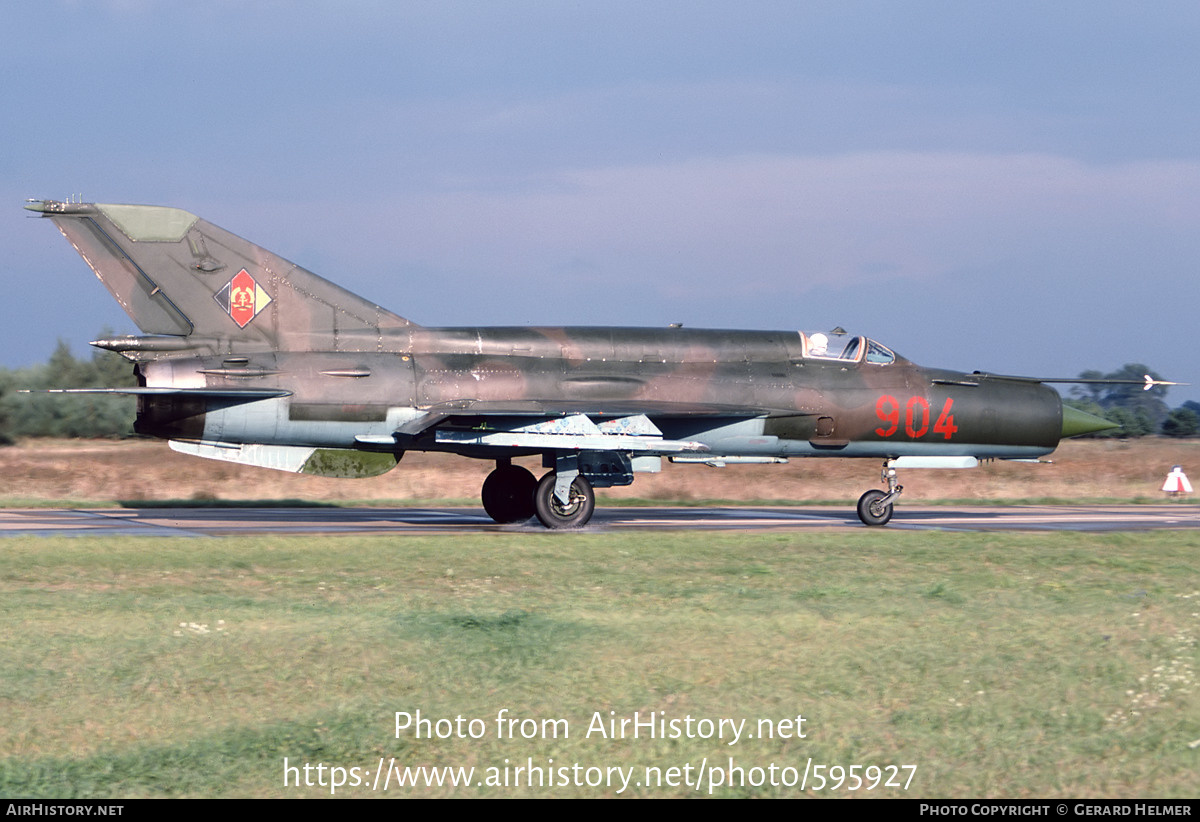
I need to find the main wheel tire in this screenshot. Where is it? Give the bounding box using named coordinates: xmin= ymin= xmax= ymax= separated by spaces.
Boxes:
xmin=857 ymin=489 xmax=894 ymax=526
xmin=481 ymin=465 xmax=538 ymax=523
xmin=534 ymin=472 xmax=596 ymax=529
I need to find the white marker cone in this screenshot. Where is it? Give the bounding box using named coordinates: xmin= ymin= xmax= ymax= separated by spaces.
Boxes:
xmin=1162 ymin=466 xmax=1193 ymax=494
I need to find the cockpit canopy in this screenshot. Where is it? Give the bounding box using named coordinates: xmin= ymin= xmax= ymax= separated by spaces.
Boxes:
xmin=801 ymin=331 xmax=896 ymax=365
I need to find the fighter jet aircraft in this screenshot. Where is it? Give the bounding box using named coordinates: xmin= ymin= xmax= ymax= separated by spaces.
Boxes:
xmin=24 ymin=199 xmax=1147 ymax=528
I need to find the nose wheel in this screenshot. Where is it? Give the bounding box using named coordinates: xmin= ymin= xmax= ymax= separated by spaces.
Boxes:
xmin=857 ymin=462 xmax=903 ymax=526
xmin=857 ymin=489 xmax=894 ymax=526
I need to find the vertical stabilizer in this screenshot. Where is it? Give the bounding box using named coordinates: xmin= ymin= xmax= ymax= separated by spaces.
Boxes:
xmin=25 ymin=200 xmax=415 ymax=353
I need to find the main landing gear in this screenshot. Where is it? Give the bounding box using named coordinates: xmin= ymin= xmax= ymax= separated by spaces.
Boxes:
xmin=857 ymin=461 xmax=903 ymax=527
xmin=533 ymin=471 xmax=595 ymax=529
xmin=481 ymin=459 xmax=597 ymax=529
xmin=480 ymin=462 xmax=538 ymax=524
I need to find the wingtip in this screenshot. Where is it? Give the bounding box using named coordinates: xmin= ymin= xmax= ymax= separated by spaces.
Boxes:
xmin=22 ymin=199 xmax=95 ymax=215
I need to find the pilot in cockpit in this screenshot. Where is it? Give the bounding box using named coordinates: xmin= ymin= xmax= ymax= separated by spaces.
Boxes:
xmin=808 ymin=332 xmax=830 ymax=357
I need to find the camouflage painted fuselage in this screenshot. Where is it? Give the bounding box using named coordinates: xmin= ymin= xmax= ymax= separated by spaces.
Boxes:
xmin=134 ymin=324 xmax=1062 ymax=463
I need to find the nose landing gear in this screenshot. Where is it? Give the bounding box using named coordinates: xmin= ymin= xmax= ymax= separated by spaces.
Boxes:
xmin=857 ymin=462 xmax=903 ymax=526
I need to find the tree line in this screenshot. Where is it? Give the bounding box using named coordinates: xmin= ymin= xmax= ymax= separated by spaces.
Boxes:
xmin=0 ymin=338 xmax=136 ymax=443
xmin=0 ymin=341 xmax=1194 ymax=442
xmin=1064 ymin=363 xmax=1199 ymax=438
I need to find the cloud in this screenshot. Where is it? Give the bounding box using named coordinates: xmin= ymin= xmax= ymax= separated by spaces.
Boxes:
xmin=351 ymin=151 xmax=1199 ymax=302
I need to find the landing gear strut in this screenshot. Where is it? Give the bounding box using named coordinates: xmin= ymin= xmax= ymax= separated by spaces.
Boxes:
xmin=857 ymin=462 xmax=903 ymax=526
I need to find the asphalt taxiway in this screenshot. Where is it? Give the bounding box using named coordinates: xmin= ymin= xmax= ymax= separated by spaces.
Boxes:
xmin=0 ymin=504 xmax=1196 ymax=537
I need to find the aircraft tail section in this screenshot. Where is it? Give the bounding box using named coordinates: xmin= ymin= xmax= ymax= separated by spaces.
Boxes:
xmin=25 ymin=200 xmax=415 ymax=353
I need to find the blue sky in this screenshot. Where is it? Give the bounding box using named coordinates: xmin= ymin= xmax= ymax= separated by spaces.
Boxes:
xmin=4 ymin=1 xmax=1198 ymax=403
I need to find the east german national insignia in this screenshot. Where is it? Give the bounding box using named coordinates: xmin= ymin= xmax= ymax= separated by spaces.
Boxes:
xmin=214 ymin=269 xmax=273 ymax=328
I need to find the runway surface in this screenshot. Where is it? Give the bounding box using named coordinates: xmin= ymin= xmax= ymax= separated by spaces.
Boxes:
xmin=0 ymin=503 xmax=1197 ymax=537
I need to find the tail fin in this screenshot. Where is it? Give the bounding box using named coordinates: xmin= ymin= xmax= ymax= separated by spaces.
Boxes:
xmin=25 ymin=200 xmax=415 ymax=353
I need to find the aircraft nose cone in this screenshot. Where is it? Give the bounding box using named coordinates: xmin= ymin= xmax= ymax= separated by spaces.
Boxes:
xmin=1061 ymin=405 xmax=1119 ymax=438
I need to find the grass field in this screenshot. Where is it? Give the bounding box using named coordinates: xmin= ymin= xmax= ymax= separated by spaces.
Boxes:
xmin=1 ymin=529 xmax=1197 ymax=798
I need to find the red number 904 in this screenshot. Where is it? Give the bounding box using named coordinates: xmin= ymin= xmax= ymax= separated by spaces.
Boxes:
xmin=875 ymin=395 xmax=957 ymax=440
